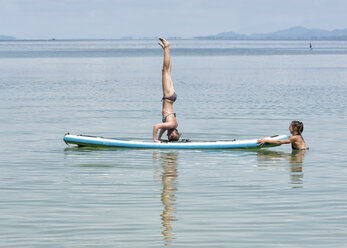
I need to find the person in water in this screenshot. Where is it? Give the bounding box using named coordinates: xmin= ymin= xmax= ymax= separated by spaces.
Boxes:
xmin=257 ymin=121 xmax=308 ymax=150
xmin=153 ymin=38 xmax=181 ymax=143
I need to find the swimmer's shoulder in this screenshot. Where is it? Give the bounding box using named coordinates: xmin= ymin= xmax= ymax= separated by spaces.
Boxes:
xmin=292 ymin=135 xmax=308 ymax=150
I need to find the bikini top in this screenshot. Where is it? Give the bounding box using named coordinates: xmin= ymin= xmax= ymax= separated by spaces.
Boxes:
xmin=162 ymin=113 xmax=176 ymax=123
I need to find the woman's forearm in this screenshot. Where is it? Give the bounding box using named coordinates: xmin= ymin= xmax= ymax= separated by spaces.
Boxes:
xmin=158 ymin=129 xmax=165 ymax=140
xmin=153 ymin=125 xmax=159 ymax=141
xmin=263 ymin=139 xmax=281 ymax=144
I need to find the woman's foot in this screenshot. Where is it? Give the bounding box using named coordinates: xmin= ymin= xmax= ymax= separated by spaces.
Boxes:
xmin=158 ymin=38 xmax=170 ymax=49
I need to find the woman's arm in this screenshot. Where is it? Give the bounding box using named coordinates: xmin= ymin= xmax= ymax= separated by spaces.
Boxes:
xmin=257 ymin=136 xmax=295 ymax=146
xmin=153 ymin=122 xmax=177 ymax=142
xmin=153 ymin=124 xmax=161 ymax=142
xmin=158 ymin=128 xmax=166 ymax=141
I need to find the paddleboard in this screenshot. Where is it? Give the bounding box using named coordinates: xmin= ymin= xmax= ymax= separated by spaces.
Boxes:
xmin=63 ymin=134 xmax=289 ymax=149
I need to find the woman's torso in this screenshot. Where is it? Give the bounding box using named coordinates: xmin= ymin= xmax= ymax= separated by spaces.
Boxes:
xmin=162 ymin=101 xmax=178 ymax=127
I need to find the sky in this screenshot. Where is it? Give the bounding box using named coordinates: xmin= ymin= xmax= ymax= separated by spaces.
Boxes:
xmin=1 ymin=0 xmax=347 ymax=39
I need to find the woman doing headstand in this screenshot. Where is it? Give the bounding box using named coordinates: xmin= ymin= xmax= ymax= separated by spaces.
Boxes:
xmin=153 ymin=38 xmax=181 ymax=143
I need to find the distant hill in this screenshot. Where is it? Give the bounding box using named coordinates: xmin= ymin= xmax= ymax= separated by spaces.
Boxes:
xmin=0 ymin=35 xmax=16 ymax=40
xmin=195 ymin=26 xmax=347 ymax=40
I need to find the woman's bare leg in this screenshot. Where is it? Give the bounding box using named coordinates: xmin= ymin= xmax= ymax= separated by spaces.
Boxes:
xmin=158 ymin=38 xmax=175 ymax=97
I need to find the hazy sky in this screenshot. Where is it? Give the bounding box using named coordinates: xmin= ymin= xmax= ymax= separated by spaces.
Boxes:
xmin=1 ymin=0 xmax=347 ymax=39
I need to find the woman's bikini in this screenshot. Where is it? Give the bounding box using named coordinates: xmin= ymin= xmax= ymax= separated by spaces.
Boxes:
xmin=162 ymin=92 xmax=177 ymax=102
xmin=291 ymin=144 xmax=309 ymax=151
xmin=162 ymin=113 xmax=176 ymax=123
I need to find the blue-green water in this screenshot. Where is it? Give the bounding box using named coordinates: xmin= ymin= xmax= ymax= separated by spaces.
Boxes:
xmin=1 ymin=40 xmax=346 ymax=247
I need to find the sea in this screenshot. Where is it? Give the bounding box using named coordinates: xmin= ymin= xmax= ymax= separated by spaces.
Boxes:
xmin=0 ymin=39 xmax=346 ymax=247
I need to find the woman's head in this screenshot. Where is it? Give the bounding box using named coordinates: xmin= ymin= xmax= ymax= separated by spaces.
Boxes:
xmin=289 ymin=121 xmax=304 ymax=135
xmin=167 ymin=128 xmax=181 ymax=141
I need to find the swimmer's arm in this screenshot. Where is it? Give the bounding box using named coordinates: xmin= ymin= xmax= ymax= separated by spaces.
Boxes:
xmin=257 ymin=136 xmax=295 ymax=146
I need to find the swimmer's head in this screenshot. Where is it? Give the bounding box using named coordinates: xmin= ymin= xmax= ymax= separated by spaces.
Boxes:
xmin=289 ymin=121 xmax=304 ymax=135
xmin=167 ymin=128 xmax=181 ymax=141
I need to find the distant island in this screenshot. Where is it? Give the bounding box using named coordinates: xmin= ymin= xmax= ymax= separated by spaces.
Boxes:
xmin=3 ymin=26 xmax=347 ymax=40
xmin=195 ymin=26 xmax=347 ymax=40
xmin=0 ymin=35 xmax=16 ymax=40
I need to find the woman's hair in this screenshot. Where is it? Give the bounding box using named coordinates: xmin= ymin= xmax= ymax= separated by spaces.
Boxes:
xmin=291 ymin=121 xmax=304 ymax=134
xmin=168 ymin=129 xmax=181 ymax=141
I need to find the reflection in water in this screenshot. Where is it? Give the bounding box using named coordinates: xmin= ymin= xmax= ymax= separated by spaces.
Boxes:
xmin=153 ymin=151 xmax=178 ymax=246
xmin=255 ymin=149 xmax=308 ymax=188
xmin=289 ymin=150 xmax=307 ymax=187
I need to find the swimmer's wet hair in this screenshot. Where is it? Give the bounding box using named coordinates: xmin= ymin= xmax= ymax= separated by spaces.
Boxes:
xmin=291 ymin=121 xmax=304 ymax=134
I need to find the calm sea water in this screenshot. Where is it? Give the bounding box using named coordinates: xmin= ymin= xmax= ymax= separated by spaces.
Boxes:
xmin=1 ymin=39 xmax=347 ymax=247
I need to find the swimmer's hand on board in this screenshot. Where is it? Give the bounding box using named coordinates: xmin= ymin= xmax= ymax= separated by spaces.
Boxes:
xmin=257 ymin=138 xmax=266 ymax=146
